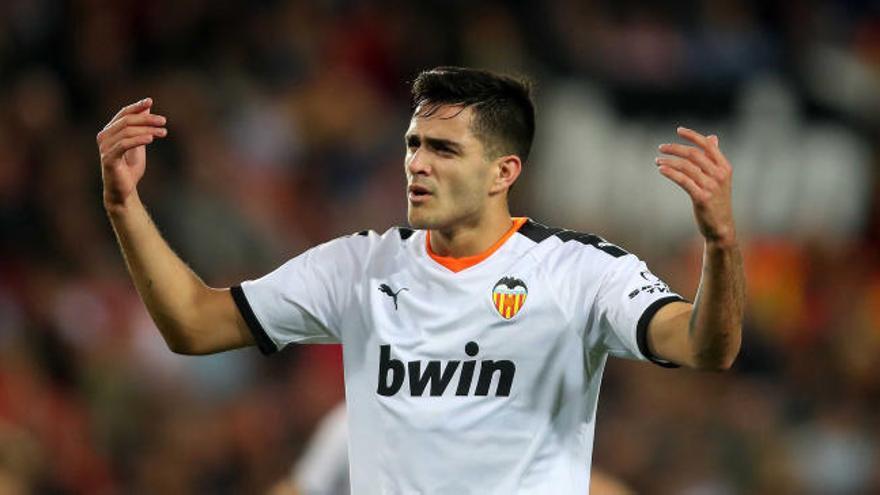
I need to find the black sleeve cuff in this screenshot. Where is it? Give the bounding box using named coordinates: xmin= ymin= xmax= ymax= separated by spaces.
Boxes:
xmin=231 ymin=285 xmax=278 ymax=355
xmin=636 ymin=295 xmax=687 ymax=368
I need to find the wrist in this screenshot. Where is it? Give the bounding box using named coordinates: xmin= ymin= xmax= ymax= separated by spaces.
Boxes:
xmin=701 ymin=221 xmax=738 ymax=249
xmin=705 ymin=233 xmax=738 ymax=251
xmin=104 ymin=191 xmax=142 ymax=217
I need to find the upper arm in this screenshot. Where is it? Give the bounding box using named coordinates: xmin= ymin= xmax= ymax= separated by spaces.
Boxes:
xmin=230 ymin=233 xmax=374 ymax=354
xmin=177 ymin=287 xmax=255 ymax=355
xmin=585 ymin=249 xmax=687 ymax=367
xmin=646 ymin=300 xmax=695 ymax=368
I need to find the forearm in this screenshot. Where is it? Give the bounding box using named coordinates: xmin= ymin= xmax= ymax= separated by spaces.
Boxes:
xmin=106 ymin=193 xmax=213 ymax=353
xmin=689 ymin=239 xmax=744 ymax=370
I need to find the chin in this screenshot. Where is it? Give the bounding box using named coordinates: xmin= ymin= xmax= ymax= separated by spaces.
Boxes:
xmin=407 ymin=208 xmax=440 ymax=230
xmin=407 ymin=214 xmax=429 ymax=229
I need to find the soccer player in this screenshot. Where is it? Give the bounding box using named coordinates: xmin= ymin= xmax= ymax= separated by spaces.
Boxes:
xmin=97 ymin=67 xmax=744 ymax=493
xmin=270 ymin=402 xmax=634 ymax=495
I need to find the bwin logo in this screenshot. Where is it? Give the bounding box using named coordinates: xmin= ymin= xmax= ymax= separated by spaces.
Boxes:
xmin=377 ymin=342 xmax=516 ymax=397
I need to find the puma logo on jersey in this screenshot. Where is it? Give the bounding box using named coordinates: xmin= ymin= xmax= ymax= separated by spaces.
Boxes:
xmin=377 ymin=342 xmax=516 ymax=397
xmin=492 ymin=276 xmax=528 ymax=319
xmin=379 ymin=284 xmax=408 ymax=310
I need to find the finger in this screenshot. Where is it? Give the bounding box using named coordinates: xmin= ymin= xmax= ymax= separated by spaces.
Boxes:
xmin=104 ymin=120 xmax=165 ymax=141
xmin=658 ymin=165 xmax=705 ymax=201
xmin=676 ymin=126 xmax=708 ymax=144
xmin=657 ymin=142 xmax=718 ymax=177
xmin=678 ymin=127 xmax=730 ymax=170
xmin=102 ymin=134 xmax=156 ymax=164
xmin=655 ymin=156 xmax=715 ymax=189
xmin=706 ymin=134 xmax=732 ymax=171
xmin=99 ymin=126 xmax=167 ymax=153
xmin=98 ymin=114 xmax=167 ymax=142
xmin=106 ymin=98 xmax=153 ymax=128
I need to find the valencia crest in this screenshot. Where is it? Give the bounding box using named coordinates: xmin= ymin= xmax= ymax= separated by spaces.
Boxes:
xmin=492 ymin=276 xmax=528 ymax=319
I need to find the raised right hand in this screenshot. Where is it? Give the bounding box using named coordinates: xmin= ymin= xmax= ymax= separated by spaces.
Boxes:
xmin=96 ymin=98 xmax=167 ymax=207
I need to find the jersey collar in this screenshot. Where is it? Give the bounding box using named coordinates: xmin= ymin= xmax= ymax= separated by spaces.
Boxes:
xmin=425 ymin=217 xmax=528 ymax=273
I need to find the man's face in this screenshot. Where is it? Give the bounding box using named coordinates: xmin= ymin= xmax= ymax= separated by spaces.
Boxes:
xmin=404 ymin=104 xmax=495 ymax=230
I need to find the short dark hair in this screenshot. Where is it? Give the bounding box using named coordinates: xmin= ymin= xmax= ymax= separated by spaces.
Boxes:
xmin=410 ymin=67 xmax=535 ymax=163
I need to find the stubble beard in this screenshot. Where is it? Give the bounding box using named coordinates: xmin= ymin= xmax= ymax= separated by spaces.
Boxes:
xmin=407 ymin=198 xmax=484 ymax=233
xmin=407 ymin=205 xmax=437 ymax=230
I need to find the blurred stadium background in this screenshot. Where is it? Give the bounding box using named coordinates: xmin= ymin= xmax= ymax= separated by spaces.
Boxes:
xmin=1 ymin=0 xmax=879 ymax=493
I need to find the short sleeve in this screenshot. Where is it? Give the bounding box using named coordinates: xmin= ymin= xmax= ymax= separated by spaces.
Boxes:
xmin=591 ymin=254 xmax=686 ymax=367
xmin=231 ymin=233 xmax=371 ymax=354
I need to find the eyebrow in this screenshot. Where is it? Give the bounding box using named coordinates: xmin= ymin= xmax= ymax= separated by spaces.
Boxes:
xmin=406 ymin=134 xmax=464 ymax=155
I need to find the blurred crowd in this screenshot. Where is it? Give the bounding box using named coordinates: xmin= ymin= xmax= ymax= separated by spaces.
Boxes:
xmin=0 ymin=0 xmax=878 ymax=493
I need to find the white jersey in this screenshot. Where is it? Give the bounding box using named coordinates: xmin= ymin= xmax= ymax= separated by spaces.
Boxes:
xmin=232 ymin=218 xmax=684 ymax=494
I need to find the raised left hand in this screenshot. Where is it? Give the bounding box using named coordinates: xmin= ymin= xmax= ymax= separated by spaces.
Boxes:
xmin=656 ymin=127 xmax=736 ymax=247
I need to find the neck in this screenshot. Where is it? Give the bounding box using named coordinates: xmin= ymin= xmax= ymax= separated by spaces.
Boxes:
xmin=429 ymin=207 xmax=514 ymax=258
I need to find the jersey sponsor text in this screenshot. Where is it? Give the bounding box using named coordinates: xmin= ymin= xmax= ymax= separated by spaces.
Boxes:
xmin=377 ymin=342 xmax=516 ymax=397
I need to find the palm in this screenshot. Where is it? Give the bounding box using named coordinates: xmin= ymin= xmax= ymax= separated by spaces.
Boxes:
xmin=656 ymin=128 xmax=736 ymax=245
xmin=96 ymin=99 xmax=166 ymax=206
xmin=103 ymin=140 xmax=146 ymax=203
xmin=120 ymin=143 xmax=147 ymax=188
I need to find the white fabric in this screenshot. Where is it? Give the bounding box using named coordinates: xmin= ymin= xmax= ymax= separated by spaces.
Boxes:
xmin=239 ymin=220 xmax=683 ymax=494
xmin=295 ymin=403 xmax=351 ymax=495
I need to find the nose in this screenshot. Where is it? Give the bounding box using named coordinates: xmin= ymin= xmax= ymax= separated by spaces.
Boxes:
xmin=406 ymin=148 xmax=430 ymax=177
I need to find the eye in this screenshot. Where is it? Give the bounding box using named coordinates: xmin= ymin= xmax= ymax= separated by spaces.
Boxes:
xmin=432 ymin=144 xmax=455 ymax=157
xmin=406 ymin=136 xmax=419 ymax=150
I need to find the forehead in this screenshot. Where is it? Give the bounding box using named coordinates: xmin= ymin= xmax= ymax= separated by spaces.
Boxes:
xmin=406 ymin=104 xmax=477 ymax=141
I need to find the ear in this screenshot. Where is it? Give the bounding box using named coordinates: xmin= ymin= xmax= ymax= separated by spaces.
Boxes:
xmin=489 ymin=155 xmax=522 ymax=195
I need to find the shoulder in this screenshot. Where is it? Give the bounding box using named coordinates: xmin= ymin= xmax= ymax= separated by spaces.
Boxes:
xmin=320 ymin=225 xmax=420 ymax=257
xmin=516 ymin=218 xmax=630 ymax=260
xmin=348 ymin=225 xmax=417 ymax=240
xmin=287 ymin=226 xmax=419 ymax=279
xmin=325 ymin=225 xmax=418 ymax=246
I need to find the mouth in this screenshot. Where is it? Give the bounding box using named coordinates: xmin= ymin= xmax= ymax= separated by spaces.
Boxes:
xmin=408 ymin=184 xmax=433 ymax=203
